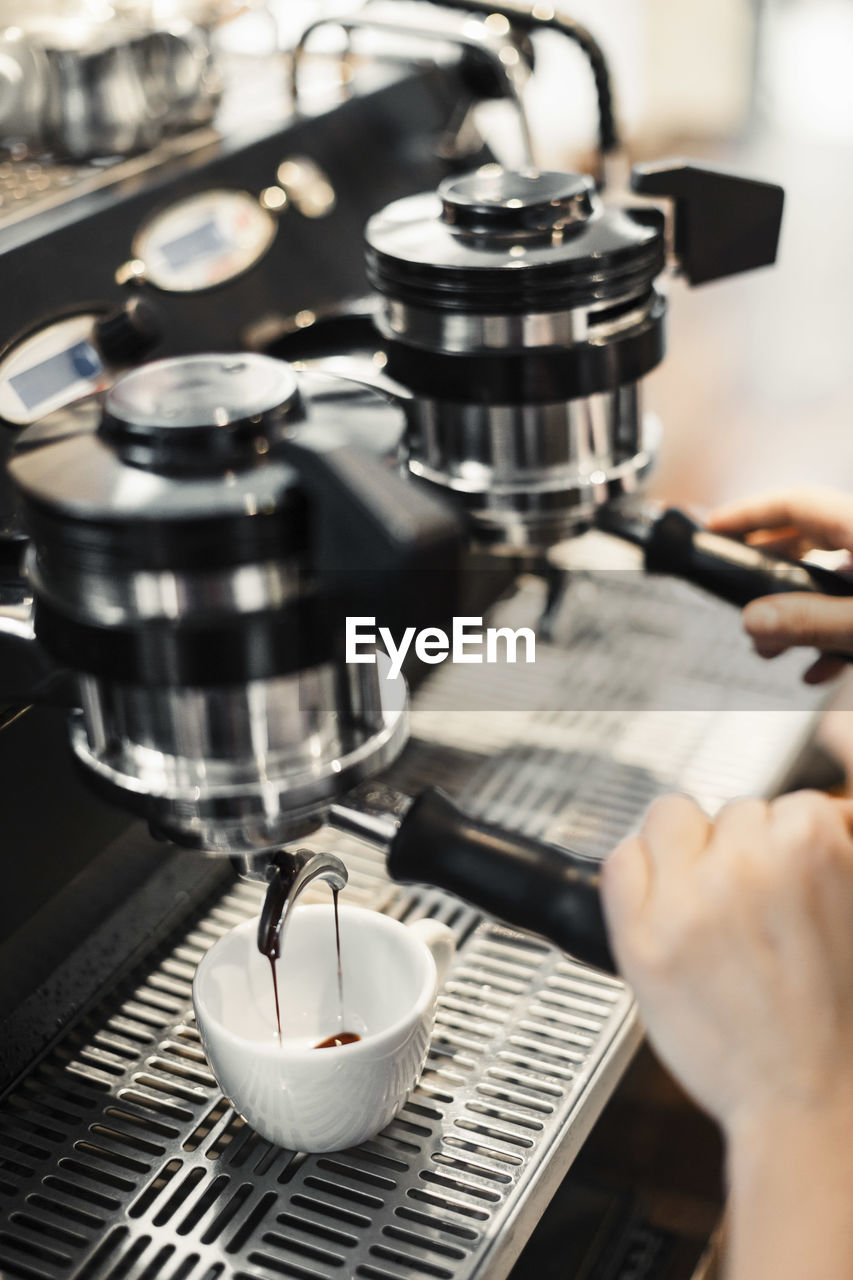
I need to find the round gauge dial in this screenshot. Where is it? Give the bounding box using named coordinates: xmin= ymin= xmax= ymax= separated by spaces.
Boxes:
xmin=131 ymin=189 xmax=277 ymax=293
xmin=0 ymin=314 xmax=107 ymax=426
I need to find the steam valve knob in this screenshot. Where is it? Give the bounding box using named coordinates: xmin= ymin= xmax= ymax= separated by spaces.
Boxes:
xmin=94 ymin=299 xmax=162 ymax=367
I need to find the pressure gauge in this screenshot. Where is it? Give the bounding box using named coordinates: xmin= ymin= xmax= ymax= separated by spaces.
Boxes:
xmin=0 ymin=302 xmax=160 ymax=427
xmin=0 ymin=315 xmax=106 ymax=426
xmin=123 ymin=189 xmax=277 ymax=293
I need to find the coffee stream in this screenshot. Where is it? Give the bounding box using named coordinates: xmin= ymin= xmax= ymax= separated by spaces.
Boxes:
xmin=258 ymin=872 xmax=360 ymax=1048
xmin=316 ymin=888 xmax=362 ymax=1049
xmin=257 ymin=866 xmax=288 ymax=1046
xmin=269 ymin=958 xmax=283 ymax=1046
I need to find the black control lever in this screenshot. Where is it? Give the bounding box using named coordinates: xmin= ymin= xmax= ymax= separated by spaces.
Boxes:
xmin=597 ymin=503 xmax=853 ymax=656
xmin=630 ymin=160 xmax=784 ymax=285
xmin=330 ymin=783 xmax=616 ymax=974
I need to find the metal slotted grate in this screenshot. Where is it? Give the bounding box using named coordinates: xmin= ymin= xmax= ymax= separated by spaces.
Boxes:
xmin=0 ymin=860 xmax=635 ymax=1280
xmin=0 ymin=558 xmax=825 ymax=1280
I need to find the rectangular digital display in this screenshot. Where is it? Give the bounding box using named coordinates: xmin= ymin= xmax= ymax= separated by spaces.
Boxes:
xmin=159 ymin=219 xmax=228 ymax=270
xmin=9 ymin=340 xmax=101 ymax=411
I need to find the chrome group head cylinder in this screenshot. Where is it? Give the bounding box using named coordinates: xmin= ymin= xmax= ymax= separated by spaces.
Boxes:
xmin=6 ymin=353 xmax=456 ymax=853
xmin=365 ymin=164 xmax=667 ymax=551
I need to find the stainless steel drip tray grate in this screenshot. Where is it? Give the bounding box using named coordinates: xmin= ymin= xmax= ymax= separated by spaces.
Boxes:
xmin=0 ymin=864 xmax=636 ymax=1280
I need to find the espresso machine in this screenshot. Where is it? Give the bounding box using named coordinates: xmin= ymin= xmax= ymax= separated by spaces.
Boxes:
xmin=0 ymin=6 xmax=838 ymax=1280
xmin=0 ymin=346 xmax=615 ymax=946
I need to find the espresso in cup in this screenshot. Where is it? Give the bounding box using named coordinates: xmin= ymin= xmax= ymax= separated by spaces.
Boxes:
xmin=192 ymin=904 xmax=454 ymax=1152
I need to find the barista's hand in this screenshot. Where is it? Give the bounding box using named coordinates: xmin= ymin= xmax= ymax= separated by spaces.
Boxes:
xmin=602 ymin=789 xmax=853 ymax=1280
xmin=601 ymin=789 xmax=853 ymax=1132
xmin=708 ymin=487 xmax=853 ymax=682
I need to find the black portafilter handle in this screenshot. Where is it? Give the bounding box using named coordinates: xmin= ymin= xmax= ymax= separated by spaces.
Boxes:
xmin=598 ymin=505 xmax=853 ymax=652
xmin=387 ymin=787 xmax=616 ymax=975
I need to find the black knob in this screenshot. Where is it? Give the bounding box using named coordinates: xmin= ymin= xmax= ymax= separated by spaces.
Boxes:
xmin=630 ymin=159 xmax=784 ymax=285
xmin=94 ymin=298 xmax=162 ymax=366
xmin=439 ymin=167 xmax=595 ymax=238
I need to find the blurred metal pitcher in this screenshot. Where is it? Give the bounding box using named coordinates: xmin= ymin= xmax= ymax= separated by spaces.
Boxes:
xmin=0 ymin=14 xmax=220 ymax=159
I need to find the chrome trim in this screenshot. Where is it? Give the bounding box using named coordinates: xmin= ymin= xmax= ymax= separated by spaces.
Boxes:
xmin=376 ymin=290 xmax=654 ymax=353
xmin=407 ymin=402 xmax=661 ymax=552
xmin=407 ymin=385 xmax=643 ymax=487
xmin=71 ymin=659 xmax=409 ymax=852
xmin=30 ymin=552 xmax=302 ymax=626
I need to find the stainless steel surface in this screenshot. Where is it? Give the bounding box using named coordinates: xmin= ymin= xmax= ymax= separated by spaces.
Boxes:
xmin=0 ymin=552 xmax=825 ymax=1279
xmin=42 ymin=29 xmax=162 ymax=159
xmin=39 ymin=558 xmax=301 ymax=627
xmin=364 ymin=171 xmax=666 ymax=553
xmin=291 ymin=3 xmax=534 ymax=167
xmin=0 ymin=131 xmax=219 ymax=231
xmin=72 ymin=662 xmax=410 ymax=853
xmin=0 ymin=30 xmax=44 ymax=142
xmin=407 ymin=392 xmax=658 ymax=551
xmin=330 ymin=780 xmax=413 ymax=849
xmin=375 ymin=291 xmax=656 ymax=354
xmin=7 ymin=358 xmax=418 ymax=854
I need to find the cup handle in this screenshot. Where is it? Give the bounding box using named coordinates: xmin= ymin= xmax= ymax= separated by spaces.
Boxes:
xmin=408 ymin=918 xmax=455 ymax=991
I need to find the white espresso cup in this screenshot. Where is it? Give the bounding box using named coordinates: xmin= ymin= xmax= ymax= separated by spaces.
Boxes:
xmin=192 ymin=904 xmax=455 ymax=1153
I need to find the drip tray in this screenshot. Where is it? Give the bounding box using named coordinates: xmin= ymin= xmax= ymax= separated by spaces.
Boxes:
xmin=0 ymin=864 xmax=637 ymax=1280
xmin=0 ymin=559 xmax=826 ymax=1279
